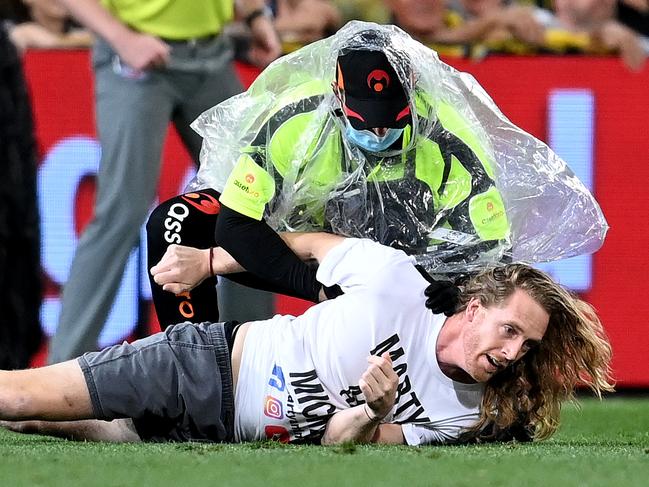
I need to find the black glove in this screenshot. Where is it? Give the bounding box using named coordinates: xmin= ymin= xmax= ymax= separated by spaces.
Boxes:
xmin=415 ymin=265 xmax=460 ymax=317
xmin=322 ymin=284 xmax=343 ymax=300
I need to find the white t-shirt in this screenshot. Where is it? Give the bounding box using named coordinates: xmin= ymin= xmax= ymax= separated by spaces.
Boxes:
xmin=234 ymin=238 xmax=483 ymax=445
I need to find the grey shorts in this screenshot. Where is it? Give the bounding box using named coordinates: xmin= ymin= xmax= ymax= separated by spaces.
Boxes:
xmin=78 ymin=321 xmax=235 ymax=442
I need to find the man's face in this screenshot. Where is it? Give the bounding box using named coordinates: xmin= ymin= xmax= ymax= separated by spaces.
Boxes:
xmin=460 ymin=289 xmax=549 ymax=383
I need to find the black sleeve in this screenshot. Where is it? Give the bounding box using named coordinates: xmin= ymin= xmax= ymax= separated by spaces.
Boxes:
xmin=214 ymin=205 xmax=322 ymax=303
xmin=224 ymin=269 xmax=313 ymax=299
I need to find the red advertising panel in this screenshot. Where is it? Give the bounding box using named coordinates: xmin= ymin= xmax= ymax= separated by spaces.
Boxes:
xmin=23 ymin=51 xmax=649 ymax=386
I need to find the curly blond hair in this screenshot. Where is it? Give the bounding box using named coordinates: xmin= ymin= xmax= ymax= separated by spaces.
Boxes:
xmin=456 ymin=264 xmax=614 ymax=442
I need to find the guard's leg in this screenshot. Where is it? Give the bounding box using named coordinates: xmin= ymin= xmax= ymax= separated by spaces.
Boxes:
xmin=146 ymin=190 xmax=221 ymax=329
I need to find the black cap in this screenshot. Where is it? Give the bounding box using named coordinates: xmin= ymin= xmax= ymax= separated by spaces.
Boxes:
xmin=336 ymin=49 xmax=411 ymax=130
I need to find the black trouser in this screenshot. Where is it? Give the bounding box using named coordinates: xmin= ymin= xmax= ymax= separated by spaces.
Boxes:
xmin=146 ymin=189 xmax=223 ymax=329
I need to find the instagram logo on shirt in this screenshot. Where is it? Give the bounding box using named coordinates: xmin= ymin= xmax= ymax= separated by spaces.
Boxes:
xmin=264 ymin=396 xmax=284 ymax=419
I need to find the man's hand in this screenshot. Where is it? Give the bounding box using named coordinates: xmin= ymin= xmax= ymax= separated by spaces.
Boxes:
xmin=54 ymin=0 xmax=170 ymax=71
xmin=424 ymin=279 xmax=460 ymax=316
xmin=593 ymin=21 xmax=646 ymax=72
xmin=151 ymin=245 xmax=244 ymax=294
xmin=150 ymin=245 xmax=210 ymax=294
xmin=415 ymin=265 xmax=460 ymax=316
xmin=112 ymin=30 xmax=170 ymax=71
xmin=359 ymin=353 xmax=398 ymax=422
xmin=502 ymin=5 xmax=545 ymax=46
xmin=247 ymin=16 xmax=281 ymax=67
xmin=321 ymin=352 xmax=400 ymax=445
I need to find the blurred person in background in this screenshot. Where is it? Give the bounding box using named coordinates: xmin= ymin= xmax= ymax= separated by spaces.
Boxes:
xmin=535 ymin=0 xmax=648 ymax=70
xmin=449 ymin=0 xmax=546 ymax=56
xmin=450 ymin=0 xmax=647 ymax=69
xmin=384 ymin=0 xmax=466 ymax=56
xmin=385 ymin=0 xmax=545 ymax=57
xmin=273 ymin=0 xmax=342 ymax=52
xmin=227 ymin=0 xmax=342 ymax=57
xmin=517 ymin=0 xmax=649 ymax=35
xmin=333 ymin=0 xmax=390 ymax=24
xmin=0 ymin=25 xmax=44 ymax=369
xmin=7 ymin=0 xmax=93 ymax=52
xmin=46 ymin=0 xmax=281 ymax=364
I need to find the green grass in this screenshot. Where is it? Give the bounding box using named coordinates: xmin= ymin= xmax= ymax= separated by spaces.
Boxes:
xmin=1 ymin=397 xmax=648 ymax=487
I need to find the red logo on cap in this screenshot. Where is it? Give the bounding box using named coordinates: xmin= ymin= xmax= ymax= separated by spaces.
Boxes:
xmin=245 ymin=173 xmax=255 ymax=184
xmin=367 ymin=69 xmax=390 ymax=93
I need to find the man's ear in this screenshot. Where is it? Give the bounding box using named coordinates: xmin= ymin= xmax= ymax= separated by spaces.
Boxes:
xmin=465 ymin=298 xmax=481 ymax=322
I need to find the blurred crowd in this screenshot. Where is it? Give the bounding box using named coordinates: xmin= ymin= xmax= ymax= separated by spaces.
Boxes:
xmin=0 ymin=0 xmax=92 ymax=51
xmin=1 ymin=0 xmax=646 ymax=70
xmin=0 ymin=0 xmax=649 ymax=70
xmin=386 ymin=0 xmax=649 ymax=69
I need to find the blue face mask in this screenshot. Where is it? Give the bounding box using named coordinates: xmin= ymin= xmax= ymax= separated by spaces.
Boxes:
xmin=344 ymin=123 xmax=404 ymax=152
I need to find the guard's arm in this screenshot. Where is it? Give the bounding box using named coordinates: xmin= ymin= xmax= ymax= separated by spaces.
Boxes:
xmin=215 ymin=99 xmax=342 ymax=302
xmin=57 ymin=0 xmax=170 ymax=71
xmin=215 ymin=207 xmax=342 ymax=302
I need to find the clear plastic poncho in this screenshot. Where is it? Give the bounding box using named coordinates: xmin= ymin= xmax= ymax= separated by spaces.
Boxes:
xmin=189 ymin=21 xmax=607 ymax=274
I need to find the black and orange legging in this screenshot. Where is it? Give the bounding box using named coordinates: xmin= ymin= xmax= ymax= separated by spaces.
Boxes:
xmin=146 ymin=189 xmax=225 ymax=329
xmin=146 ymin=189 xmax=331 ymax=329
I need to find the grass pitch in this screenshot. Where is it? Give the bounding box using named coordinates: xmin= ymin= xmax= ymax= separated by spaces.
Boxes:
xmin=1 ymin=397 xmax=648 ymax=487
